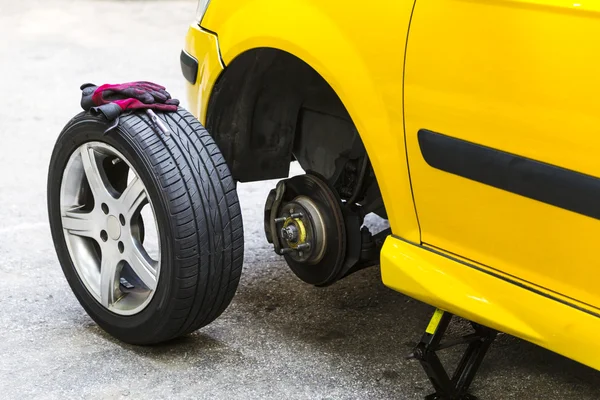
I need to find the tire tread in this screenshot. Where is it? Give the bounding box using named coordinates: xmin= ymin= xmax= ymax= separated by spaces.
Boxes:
xmin=113 ymin=109 xmax=243 ymax=343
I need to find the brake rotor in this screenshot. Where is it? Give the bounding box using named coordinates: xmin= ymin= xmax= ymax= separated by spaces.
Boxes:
xmin=265 ymin=173 xmax=346 ymax=286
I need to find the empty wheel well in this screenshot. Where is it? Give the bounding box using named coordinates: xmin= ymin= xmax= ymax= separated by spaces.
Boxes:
xmin=206 ymin=47 xmax=385 ymax=217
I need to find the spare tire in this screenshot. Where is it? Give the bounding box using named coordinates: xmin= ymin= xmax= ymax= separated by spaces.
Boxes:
xmin=47 ymin=108 xmax=244 ymax=344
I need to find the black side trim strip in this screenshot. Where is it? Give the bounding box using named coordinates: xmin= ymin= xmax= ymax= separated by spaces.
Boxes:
xmin=392 ymin=234 xmax=600 ymax=319
xmin=418 ymin=129 xmax=600 ymax=220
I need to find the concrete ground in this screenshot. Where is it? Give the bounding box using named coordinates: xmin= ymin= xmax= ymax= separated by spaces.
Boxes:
xmin=0 ymin=0 xmax=598 ymax=399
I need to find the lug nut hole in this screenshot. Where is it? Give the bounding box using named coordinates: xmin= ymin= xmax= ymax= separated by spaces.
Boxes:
xmin=100 ymin=230 xmax=108 ymax=242
xmin=118 ymin=241 xmax=124 ymax=253
xmin=119 ymin=214 xmax=126 ymax=226
xmin=101 ymin=203 xmax=109 ymax=214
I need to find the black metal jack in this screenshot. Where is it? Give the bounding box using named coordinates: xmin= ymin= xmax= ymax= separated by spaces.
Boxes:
xmin=407 ymin=309 xmax=497 ymax=400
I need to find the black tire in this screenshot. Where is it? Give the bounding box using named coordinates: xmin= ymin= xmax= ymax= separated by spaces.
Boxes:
xmin=47 ymin=108 xmax=244 ymax=344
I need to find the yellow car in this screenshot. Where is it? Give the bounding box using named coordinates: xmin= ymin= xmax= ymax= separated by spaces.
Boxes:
xmin=180 ymin=0 xmax=600 ymax=394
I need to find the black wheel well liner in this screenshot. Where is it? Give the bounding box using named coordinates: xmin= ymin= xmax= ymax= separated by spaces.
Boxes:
xmin=205 ymin=47 xmax=360 ymax=183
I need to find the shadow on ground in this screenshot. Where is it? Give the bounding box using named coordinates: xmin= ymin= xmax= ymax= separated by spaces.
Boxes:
xmin=89 ymin=260 xmax=600 ymax=399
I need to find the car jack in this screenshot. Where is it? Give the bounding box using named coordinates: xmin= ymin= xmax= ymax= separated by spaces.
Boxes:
xmin=407 ymin=309 xmax=497 ymax=400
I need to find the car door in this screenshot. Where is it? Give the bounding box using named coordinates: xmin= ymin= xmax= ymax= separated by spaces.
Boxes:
xmin=403 ymin=0 xmax=600 ymax=310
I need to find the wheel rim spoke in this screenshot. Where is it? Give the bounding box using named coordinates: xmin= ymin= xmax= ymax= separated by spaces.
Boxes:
xmin=125 ymin=242 xmax=157 ymax=291
xmin=60 ymin=141 xmax=161 ymax=315
xmin=80 ymin=144 xmax=112 ymax=200
xmin=120 ymin=176 xmax=147 ymax=218
xmin=99 ymin=254 xmax=118 ymax=308
xmin=61 ymin=208 xmax=96 ymax=238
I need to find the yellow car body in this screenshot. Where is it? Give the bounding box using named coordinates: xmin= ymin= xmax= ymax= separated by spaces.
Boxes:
xmin=183 ymin=0 xmax=600 ymax=370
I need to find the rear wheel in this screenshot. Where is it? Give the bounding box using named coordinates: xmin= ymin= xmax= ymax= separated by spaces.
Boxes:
xmin=47 ymin=109 xmax=243 ymax=344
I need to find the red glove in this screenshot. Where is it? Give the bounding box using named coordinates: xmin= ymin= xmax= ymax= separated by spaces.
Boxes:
xmin=80 ymin=81 xmax=180 ymax=120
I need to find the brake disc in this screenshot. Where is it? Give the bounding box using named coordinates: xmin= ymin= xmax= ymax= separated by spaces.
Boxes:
xmin=264 ymin=173 xmax=347 ymax=286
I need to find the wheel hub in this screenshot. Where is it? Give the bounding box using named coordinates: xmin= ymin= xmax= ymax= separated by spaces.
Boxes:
xmin=281 ymin=217 xmax=304 ymax=245
xmin=106 ymin=215 xmax=121 ymax=240
xmin=277 ymin=197 xmax=327 ymax=264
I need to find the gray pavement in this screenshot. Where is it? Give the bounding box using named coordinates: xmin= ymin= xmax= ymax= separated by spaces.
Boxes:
xmin=0 ymin=0 xmax=598 ymax=399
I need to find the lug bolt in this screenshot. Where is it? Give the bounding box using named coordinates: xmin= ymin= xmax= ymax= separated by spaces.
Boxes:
xmin=290 ymin=212 xmax=303 ymax=219
xmin=297 ymin=243 xmax=311 ymax=251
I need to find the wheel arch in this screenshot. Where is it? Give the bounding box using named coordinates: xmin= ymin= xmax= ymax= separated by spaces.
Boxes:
xmin=199 ymin=1 xmax=420 ymax=240
xmin=206 ymin=47 xmax=360 ymax=182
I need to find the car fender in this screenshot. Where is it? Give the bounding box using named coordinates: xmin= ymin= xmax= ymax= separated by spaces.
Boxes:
xmin=201 ymin=0 xmax=420 ymax=241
